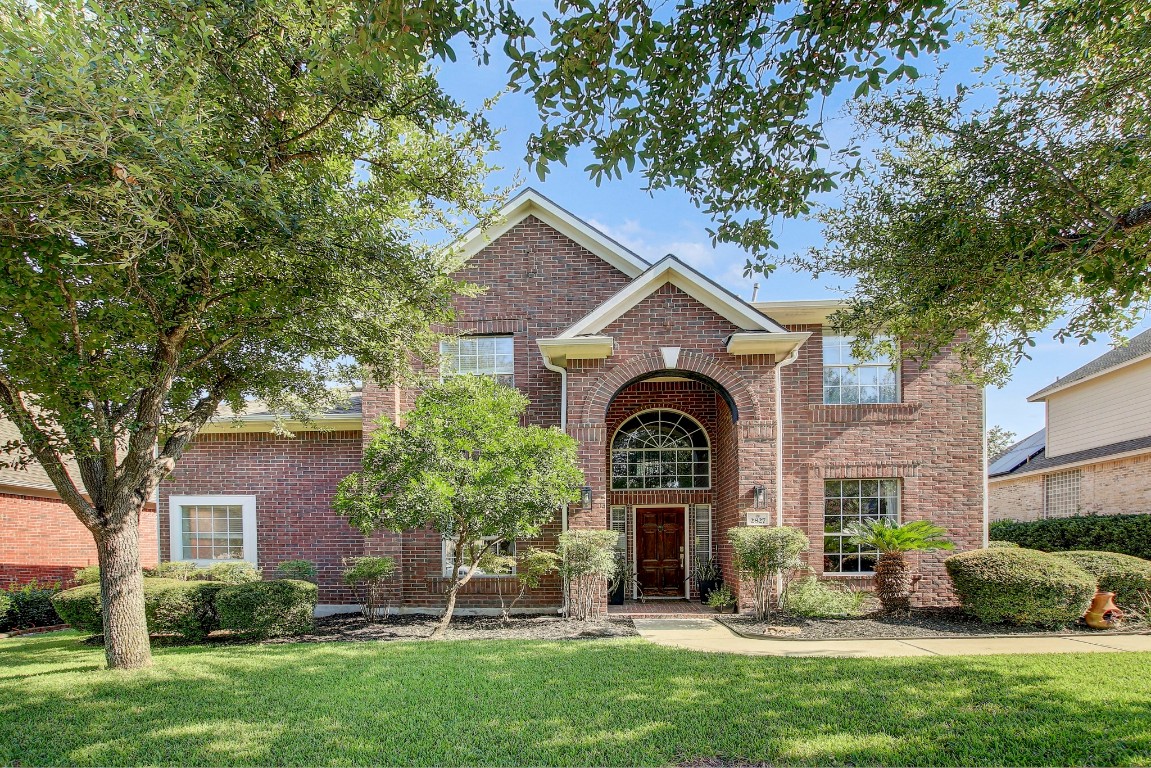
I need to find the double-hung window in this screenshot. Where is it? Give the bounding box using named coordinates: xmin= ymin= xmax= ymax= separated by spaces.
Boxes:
xmin=169 ymin=495 xmax=257 ymax=564
xmin=440 ymin=335 xmax=514 ymax=387
xmin=823 ymin=334 xmax=899 ymax=404
xmin=823 ymin=480 xmax=899 ymax=574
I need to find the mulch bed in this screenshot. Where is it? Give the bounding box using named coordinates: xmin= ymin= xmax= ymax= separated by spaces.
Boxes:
xmin=268 ymin=612 xmax=639 ymax=644
xmin=722 ymin=607 xmax=1147 ymax=640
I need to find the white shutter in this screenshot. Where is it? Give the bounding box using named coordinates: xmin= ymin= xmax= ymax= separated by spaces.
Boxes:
xmin=693 ymin=504 xmax=712 ymax=564
xmin=442 ymin=538 xmax=455 ymax=577
xmin=610 ymin=505 xmax=627 ymax=551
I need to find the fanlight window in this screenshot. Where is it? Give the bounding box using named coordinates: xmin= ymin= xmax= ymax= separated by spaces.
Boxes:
xmin=611 ymin=410 xmax=710 ymax=490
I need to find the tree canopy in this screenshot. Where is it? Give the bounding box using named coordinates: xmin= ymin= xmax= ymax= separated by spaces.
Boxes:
xmin=335 ymin=375 xmax=583 ymax=635
xmin=0 ymin=0 xmax=496 ymax=668
xmin=783 ymin=0 xmax=1151 ymax=381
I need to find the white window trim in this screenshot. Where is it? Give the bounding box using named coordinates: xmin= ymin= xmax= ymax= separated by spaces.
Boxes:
xmin=439 ymin=334 xmax=515 ymax=385
xmin=169 ymin=494 xmax=258 ymax=565
xmin=822 ymin=479 xmax=901 ymax=577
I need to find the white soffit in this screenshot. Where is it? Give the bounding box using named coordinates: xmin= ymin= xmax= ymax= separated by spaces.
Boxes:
xmin=536 ymin=336 xmax=615 ymax=364
xmin=751 ymin=299 xmax=847 ymax=327
xmin=451 ymin=188 xmax=650 ymax=279
xmin=726 ymin=332 xmax=812 ymax=356
xmin=559 ymin=255 xmax=789 ymax=338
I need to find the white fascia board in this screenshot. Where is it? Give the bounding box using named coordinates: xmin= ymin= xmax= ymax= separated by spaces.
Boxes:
xmin=1026 ymin=351 xmax=1151 ymax=402
xmin=450 ymin=189 xmax=649 ymax=278
xmin=751 ymin=299 xmax=847 ymax=327
xmin=537 ymin=336 xmax=614 ymax=365
xmin=726 ymin=331 xmax=812 ymax=356
xmin=560 ymin=256 xmax=788 ymax=338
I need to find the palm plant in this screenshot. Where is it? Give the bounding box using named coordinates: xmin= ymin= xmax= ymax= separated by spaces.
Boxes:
xmin=844 ymin=520 xmax=955 ymax=613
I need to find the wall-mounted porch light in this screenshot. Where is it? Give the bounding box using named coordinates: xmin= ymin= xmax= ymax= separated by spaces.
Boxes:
xmin=751 ymin=485 xmax=768 ymax=509
xmin=580 ymin=486 xmax=593 ymax=510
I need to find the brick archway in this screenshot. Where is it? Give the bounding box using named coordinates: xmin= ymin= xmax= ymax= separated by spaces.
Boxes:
xmin=579 ymin=352 xmax=761 ymax=424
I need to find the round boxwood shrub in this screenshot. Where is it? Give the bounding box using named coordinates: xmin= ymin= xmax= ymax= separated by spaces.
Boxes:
xmin=1050 ymin=550 xmax=1151 ymax=607
xmin=945 ymin=547 xmax=1096 ymax=626
xmin=1 ymin=581 xmax=62 ymax=631
xmin=986 ymin=540 xmax=1020 ymax=548
xmin=52 ymin=578 xmax=226 ymax=641
xmin=216 ymin=579 xmax=317 ymax=639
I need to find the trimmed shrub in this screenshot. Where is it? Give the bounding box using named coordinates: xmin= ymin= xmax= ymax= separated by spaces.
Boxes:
xmin=945 ymin=548 xmax=1096 ymax=626
xmin=986 ymin=540 xmax=1020 ymax=548
xmin=1050 ymin=550 xmax=1151 ymax=607
xmin=216 ymin=579 xmax=317 ymax=638
xmin=149 ymin=561 xmax=201 ymax=581
xmin=201 ymin=561 xmax=261 ymax=584
xmin=0 ymin=592 xmax=10 ymax=625
xmin=990 ymin=514 xmax=1151 ymax=560
xmin=73 ymin=565 xmax=101 ymax=585
xmin=784 ymin=577 xmax=867 ymax=618
xmin=728 ymin=526 xmax=810 ymax=621
xmin=52 ymin=578 xmax=225 ymax=640
xmin=1 ymin=581 xmax=62 ymax=631
xmin=276 ymin=559 xmax=318 ymax=583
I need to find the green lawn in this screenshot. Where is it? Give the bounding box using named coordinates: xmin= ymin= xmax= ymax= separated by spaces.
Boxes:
xmin=2 ymin=631 xmax=1150 ymax=766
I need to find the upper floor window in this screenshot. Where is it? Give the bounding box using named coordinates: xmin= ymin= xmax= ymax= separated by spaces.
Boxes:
xmin=823 ymin=333 xmax=899 ymax=404
xmin=611 ymin=409 xmax=710 ymax=490
xmin=440 ymin=335 xmax=514 ymax=387
xmin=1044 ymin=470 xmax=1080 ymax=518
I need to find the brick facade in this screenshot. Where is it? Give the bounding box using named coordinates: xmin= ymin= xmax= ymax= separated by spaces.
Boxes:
xmin=989 ymin=451 xmax=1151 ymax=523
xmin=0 ymin=490 xmax=157 ymax=587
xmin=57 ymin=196 xmax=983 ymax=615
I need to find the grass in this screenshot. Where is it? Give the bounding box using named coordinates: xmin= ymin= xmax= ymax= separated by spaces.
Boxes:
xmin=2 ymin=632 xmax=1151 ymax=766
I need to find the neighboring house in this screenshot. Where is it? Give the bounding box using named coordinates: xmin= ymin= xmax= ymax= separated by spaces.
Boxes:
xmin=0 ymin=418 xmax=157 ymax=587
xmin=989 ymin=328 xmax=1151 ymax=522
xmin=2 ymin=189 xmax=985 ymax=610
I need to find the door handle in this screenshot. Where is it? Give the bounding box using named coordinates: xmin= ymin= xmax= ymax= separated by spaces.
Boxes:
xmin=679 ymin=546 xmax=684 ymax=567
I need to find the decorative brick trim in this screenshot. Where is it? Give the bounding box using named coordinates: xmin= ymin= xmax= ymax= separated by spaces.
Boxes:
xmin=806 ymin=403 xmax=921 ymax=424
xmin=802 ymin=461 xmax=922 ymax=478
xmin=426 ymin=576 xmax=519 ymax=595
xmin=737 ymin=419 xmax=775 ymax=441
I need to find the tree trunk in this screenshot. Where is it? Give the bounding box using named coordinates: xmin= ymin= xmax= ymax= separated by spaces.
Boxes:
xmin=95 ymin=511 xmax=152 ymax=669
xmin=874 ymin=552 xmax=912 ymax=613
xmin=432 ymin=583 xmax=459 ymax=639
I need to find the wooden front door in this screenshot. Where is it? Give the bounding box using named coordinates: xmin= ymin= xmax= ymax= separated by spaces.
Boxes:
xmin=636 ymin=507 xmax=686 ymax=597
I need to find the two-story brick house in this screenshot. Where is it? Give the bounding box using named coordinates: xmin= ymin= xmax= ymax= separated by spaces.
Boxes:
xmin=2 ymin=189 xmax=986 ymax=611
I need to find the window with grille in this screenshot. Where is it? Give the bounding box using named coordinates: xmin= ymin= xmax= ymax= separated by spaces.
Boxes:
xmin=169 ymin=495 xmax=256 ymax=564
xmin=823 ymin=333 xmax=899 ymax=404
xmin=611 ymin=409 xmax=710 ymax=489
xmin=823 ymin=479 xmax=899 ymax=574
xmin=1044 ymin=470 xmax=1081 ymax=518
xmin=440 ymin=335 xmax=514 ymax=387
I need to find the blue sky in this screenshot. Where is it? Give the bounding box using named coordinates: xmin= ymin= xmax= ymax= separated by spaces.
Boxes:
xmin=434 ymin=9 xmax=1150 ymax=444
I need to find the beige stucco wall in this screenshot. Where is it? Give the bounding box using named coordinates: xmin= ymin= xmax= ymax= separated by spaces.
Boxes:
xmin=989 ymin=450 xmax=1151 ymax=522
xmin=1045 ymin=357 xmax=1151 ymax=457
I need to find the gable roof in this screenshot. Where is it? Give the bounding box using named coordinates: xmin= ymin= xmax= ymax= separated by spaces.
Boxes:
xmin=452 ymin=188 xmax=650 ymax=279
xmin=558 ymin=255 xmax=789 ymax=338
xmin=1029 ymin=327 xmax=1151 ymax=401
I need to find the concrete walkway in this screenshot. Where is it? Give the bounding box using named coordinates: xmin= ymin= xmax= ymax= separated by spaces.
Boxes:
xmin=632 ymin=618 xmax=1151 ymax=658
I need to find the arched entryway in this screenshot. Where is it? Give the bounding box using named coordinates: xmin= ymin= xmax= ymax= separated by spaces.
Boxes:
xmin=603 ymin=372 xmax=740 ymax=602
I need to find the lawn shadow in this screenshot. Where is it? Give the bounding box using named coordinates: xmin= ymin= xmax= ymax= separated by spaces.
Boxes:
xmin=1 ymin=634 xmax=1149 ymax=766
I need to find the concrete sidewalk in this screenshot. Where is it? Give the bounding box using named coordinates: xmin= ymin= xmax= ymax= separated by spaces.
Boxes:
xmin=632 ymin=618 xmax=1151 ymax=658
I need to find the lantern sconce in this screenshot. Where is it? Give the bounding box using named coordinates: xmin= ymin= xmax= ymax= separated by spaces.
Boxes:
xmin=752 ymin=485 xmax=768 ymax=509
xmin=580 ymin=486 xmax=593 ymax=510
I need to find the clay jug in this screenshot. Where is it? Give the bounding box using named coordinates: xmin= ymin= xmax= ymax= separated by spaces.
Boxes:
xmin=1084 ymin=590 xmax=1123 ymax=629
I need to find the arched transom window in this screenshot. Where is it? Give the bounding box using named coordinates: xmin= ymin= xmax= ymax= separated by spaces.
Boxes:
xmin=611 ymin=410 xmax=710 ymax=490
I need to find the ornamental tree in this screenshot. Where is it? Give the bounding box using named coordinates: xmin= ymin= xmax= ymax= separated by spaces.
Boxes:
xmin=728 ymin=526 xmax=810 ymax=622
xmin=335 ymin=376 xmax=583 ymax=637
xmin=0 ymin=0 xmax=496 ymax=669
xmin=844 ymin=519 xmax=954 ymax=613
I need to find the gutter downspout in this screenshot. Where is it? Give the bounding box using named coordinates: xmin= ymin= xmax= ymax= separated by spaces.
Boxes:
xmin=541 ymin=352 xmax=571 ymax=616
xmin=540 ymin=354 xmax=569 ymax=532
xmin=774 ymin=345 xmax=802 ymax=527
